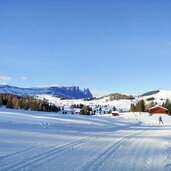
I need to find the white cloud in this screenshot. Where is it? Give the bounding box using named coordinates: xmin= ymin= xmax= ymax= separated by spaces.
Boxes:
xmin=0 ymin=76 xmax=12 ymax=83
xmin=20 ymin=76 xmax=27 ymax=80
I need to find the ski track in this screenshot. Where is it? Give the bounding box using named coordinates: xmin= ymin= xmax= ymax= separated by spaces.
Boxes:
xmin=95 ymin=127 xmax=171 ymax=171
xmin=164 ymin=146 xmax=171 ymax=170
xmin=1 ymin=110 xmax=171 ymax=171
xmin=0 ymin=127 xmax=136 ymax=171
xmin=0 ymin=135 xmax=94 ymax=171
xmin=1 ymin=129 xmax=123 ymax=171
xmin=0 ymin=128 xmax=139 ymax=171
xmin=79 ymin=128 xmax=149 ymax=171
xmin=0 ymin=146 xmax=36 ymax=160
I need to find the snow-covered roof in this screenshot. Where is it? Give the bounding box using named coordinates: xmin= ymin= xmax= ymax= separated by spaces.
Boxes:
xmin=74 ymin=109 xmax=80 ymax=112
xmin=149 ymin=106 xmax=168 ymax=111
xmin=112 ymin=111 xmax=120 ymax=113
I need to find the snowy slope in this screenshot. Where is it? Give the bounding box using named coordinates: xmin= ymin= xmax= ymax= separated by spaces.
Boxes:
xmin=37 ymin=94 xmax=132 ymax=112
xmin=38 ymin=90 xmax=171 ymax=112
xmin=140 ymin=90 xmax=171 ymax=105
xmin=0 ymin=108 xmax=171 ymax=171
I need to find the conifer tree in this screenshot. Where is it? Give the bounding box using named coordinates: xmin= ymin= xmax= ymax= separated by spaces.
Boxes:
xmin=113 ymin=106 xmax=117 ymax=111
xmin=0 ymin=98 xmax=2 ymax=106
xmin=162 ymin=99 xmax=171 ymax=115
xmin=137 ymin=100 xmax=145 ymax=112
xmin=130 ymin=103 xmax=136 ymax=112
xmin=80 ymin=106 xmax=91 ymax=115
xmin=6 ymin=98 xmax=13 ymax=108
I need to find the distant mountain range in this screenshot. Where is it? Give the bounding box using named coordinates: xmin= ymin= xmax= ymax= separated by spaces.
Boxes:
xmin=0 ymin=85 xmax=93 ymax=99
xmin=0 ymin=85 xmax=170 ymax=103
xmin=1 ymin=85 xmax=171 ymax=112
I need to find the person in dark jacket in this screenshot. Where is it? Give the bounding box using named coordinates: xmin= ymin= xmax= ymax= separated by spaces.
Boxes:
xmin=159 ymin=116 xmax=164 ymax=124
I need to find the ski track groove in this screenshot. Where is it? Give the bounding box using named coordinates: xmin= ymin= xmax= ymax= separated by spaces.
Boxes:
xmin=0 ymin=127 xmax=134 ymax=171
xmin=79 ymin=128 xmax=149 ymax=171
xmin=0 ymin=135 xmax=98 ymax=171
xmin=0 ymin=127 xmax=146 ymax=171
xmin=164 ymin=147 xmax=171 ymax=170
xmin=0 ymin=146 xmax=36 ymax=160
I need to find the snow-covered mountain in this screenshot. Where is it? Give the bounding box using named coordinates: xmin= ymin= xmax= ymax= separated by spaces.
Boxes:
xmin=0 ymin=85 xmax=93 ymax=99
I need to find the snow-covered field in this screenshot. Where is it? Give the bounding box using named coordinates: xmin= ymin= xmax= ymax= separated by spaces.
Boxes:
xmin=37 ymin=90 xmax=171 ymax=113
xmin=0 ymin=108 xmax=171 ymax=171
xmin=37 ymin=94 xmax=132 ymax=112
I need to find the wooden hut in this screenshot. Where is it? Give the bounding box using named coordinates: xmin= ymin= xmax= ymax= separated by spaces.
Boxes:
xmin=112 ymin=111 xmax=119 ymax=116
xmin=149 ymin=106 xmax=168 ymax=115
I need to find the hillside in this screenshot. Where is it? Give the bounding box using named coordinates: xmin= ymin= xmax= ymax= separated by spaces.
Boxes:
xmin=1 ymin=86 xmax=171 ymax=112
xmin=37 ymin=90 xmax=171 ymax=112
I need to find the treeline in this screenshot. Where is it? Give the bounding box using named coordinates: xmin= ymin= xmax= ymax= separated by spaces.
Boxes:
xmin=0 ymin=94 xmax=61 ymax=112
xmin=162 ymin=99 xmax=171 ymax=115
xmin=130 ymin=98 xmax=171 ymax=115
xmin=71 ymin=104 xmax=84 ymax=109
xmin=130 ymin=100 xmax=146 ymax=112
xmin=130 ymin=100 xmax=157 ymax=113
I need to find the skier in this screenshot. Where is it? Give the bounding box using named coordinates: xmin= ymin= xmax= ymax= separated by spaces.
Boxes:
xmin=159 ymin=116 xmax=164 ymax=124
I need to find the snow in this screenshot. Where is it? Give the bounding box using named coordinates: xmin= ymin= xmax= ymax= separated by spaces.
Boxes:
xmin=0 ymin=108 xmax=171 ymax=171
xmin=37 ymin=89 xmax=171 ymax=113
xmin=138 ymin=90 xmax=171 ymax=105
xmin=37 ymin=94 xmax=133 ymax=112
xmin=2 ymin=87 xmax=171 ymax=114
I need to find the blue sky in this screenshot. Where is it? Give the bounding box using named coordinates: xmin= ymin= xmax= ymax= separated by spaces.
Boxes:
xmin=0 ymin=0 xmax=171 ymax=96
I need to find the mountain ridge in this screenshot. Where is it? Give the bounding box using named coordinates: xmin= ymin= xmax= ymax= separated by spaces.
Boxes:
xmin=0 ymin=85 xmax=170 ymax=102
xmin=0 ymin=85 xmax=93 ymax=99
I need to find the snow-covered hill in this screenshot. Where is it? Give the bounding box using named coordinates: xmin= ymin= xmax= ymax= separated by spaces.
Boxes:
xmin=37 ymin=90 xmax=171 ymax=112
xmin=1 ymin=86 xmax=171 ymax=112
xmin=139 ymin=90 xmax=171 ymax=105
xmin=0 ymin=85 xmax=93 ymax=99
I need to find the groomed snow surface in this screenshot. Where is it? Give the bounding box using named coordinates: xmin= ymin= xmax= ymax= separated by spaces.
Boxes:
xmin=0 ymin=108 xmax=171 ymax=171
